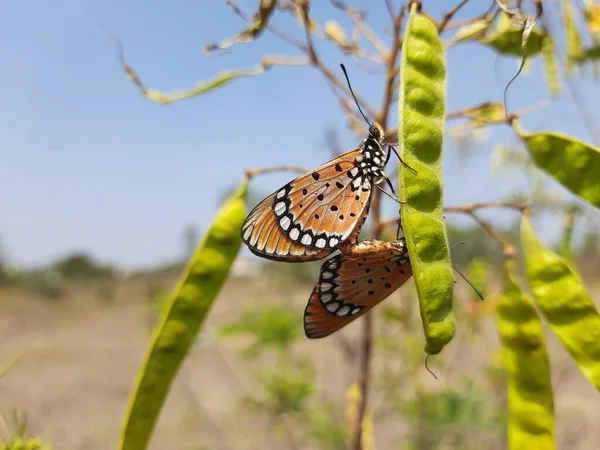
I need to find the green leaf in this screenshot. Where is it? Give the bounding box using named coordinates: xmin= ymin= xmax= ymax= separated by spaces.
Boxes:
xmin=513 ymin=119 xmax=600 ymax=208
xmin=399 ymin=3 xmax=455 ymax=355
xmin=451 ymin=19 xmax=492 ymax=44
xmin=496 ymin=258 xmax=555 ymax=450
xmin=521 ymin=213 xmax=600 ymax=391
xmin=119 ymin=178 xmax=248 ymax=450
xmin=482 ymin=15 xmax=545 ymax=57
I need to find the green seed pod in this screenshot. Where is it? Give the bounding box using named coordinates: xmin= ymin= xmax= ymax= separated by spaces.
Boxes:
xmin=513 ymin=119 xmax=600 ymax=209
xmin=521 ymin=213 xmax=600 ymax=391
xmin=399 ymin=3 xmax=455 ymax=355
xmin=562 ymin=0 xmax=582 ymax=72
xmin=119 ymin=178 xmax=248 ymax=450
xmin=541 ymin=35 xmax=560 ymax=96
xmin=496 ymin=258 xmax=555 ymax=449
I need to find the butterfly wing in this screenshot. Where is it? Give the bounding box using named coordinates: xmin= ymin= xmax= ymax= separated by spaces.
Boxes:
xmin=241 ymin=191 xmax=334 ymax=262
xmin=242 ymin=149 xmax=373 ymax=261
xmin=270 ymin=149 xmax=373 ymax=250
xmin=304 ymin=241 xmax=413 ymax=338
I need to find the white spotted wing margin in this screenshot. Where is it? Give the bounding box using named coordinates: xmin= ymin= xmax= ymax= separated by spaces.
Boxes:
xmin=269 ymin=149 xmax=374 ymax=251
xmin=304 ymin=239 xmax=413 ymax=339
xmin=240 ymin=190 xmax=334 ymax=263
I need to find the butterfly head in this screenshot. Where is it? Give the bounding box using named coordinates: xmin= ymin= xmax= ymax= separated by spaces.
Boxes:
xmin=368 ymin=122 xmax=388 ymax=146
xmin=359 ymin=122 xmax=387 ymax=177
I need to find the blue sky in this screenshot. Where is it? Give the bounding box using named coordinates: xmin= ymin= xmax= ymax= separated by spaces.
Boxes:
xmin=2 ymin=0 xmax=599 ymax=268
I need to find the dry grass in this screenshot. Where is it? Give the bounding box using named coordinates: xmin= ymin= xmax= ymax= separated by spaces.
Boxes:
xmin=1 ymin=273 xmax=599 ymax=449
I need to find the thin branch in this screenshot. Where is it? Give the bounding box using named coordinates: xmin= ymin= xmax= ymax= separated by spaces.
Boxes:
xmin=297 ymin=1 xmax=380 ymax=119
xmin=441 ymin=0 xmax=498 ymax=30
xmin=375 ymin=201 xmax=529 ymax=235
xmin=349 ymin=5 xmax=405 ymax=449
xmin=444 ymin=201 xmax=529 ymax=213
xmin=351 ymin=313 xmax=373 ymax=450
xmin=384 ymin=0 xmax=396 ymax=24
xmin=329 ymin=0 xmax=390 ymax=56
xmin=377 ymin=2 xmax=405 ymax=126
xmin=438 ymin=0 xmax=472 ymax=33
xmin=469 ymin=211 xmax=516 ymax=254
xmin=226 ymin=0 xmax=307 ymax=49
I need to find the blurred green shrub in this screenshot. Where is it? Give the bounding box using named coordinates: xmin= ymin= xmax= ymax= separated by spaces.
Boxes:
xmin=219 ymin=304 xmax=301 ymax=356
xmin=397 ymin=380 xmax=505 ymax=450
xmin=50 ymin=252 xmax=114 ymax=279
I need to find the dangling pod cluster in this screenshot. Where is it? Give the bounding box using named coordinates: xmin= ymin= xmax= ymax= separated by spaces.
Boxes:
xmin=399 ymin=3 xmax=455 ymax=355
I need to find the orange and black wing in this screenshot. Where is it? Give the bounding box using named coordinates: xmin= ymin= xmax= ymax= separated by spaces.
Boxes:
xmin=270 ymin=149 xmax=373 ymax=249
xmin=241 ymin=191 xmax=334 ymax=262
xmin=304 ymin=240 xmax=413 ymax=338
xmin=241 ymin=149 xmax=373 ymax=261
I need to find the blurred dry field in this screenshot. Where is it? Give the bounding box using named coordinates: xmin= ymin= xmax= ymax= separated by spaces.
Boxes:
xmin=1 ymin=269 xmax=600 ymax=450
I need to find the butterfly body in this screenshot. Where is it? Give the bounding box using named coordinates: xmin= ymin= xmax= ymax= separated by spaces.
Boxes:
xmin=241 ymin=123 xmax=391 ymax=262
xmin=304 ymin=238 xmax=413 ymax=338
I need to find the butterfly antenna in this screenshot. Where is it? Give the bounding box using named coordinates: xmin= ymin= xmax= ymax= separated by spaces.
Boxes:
xmin=425 ymin=355 xmax=438 ymax=380
xmin=390 ymin=146 xmax=417 ymax=174
xmin=453 ymin=265 xmax=485 ymax=301
xmin=340 ymin=64 xmax=372 ymax=127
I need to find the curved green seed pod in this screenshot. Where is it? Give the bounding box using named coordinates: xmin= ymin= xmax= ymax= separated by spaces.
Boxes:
xmin=513 ymin=119 xmax=600 ymax=208
xmin=562 ymin=0 xmax=582 ymax=72
xmin=541 ymin=35 xmax=560 ymax=96
xmin=496 ymin=258 xmax=555 ymax=450
xmin=119 ymin=179 xmax=248 ymax=450
xmin=521 ymin=213 xmax=600 ymax=391
xmin=399 ymin=4 xmax=455 ymax=356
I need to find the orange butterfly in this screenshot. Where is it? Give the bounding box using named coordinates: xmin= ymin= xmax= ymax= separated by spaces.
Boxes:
xmin=241 ymin=121 xmax=393 ymax=261
xmin=241 ymin=64 xmax=409 ymax=262
xmin=304 ymin=238 xmax=413 ymax=338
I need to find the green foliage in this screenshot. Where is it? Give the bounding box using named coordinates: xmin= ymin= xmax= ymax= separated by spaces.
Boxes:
xmin=0 ymin=411 xmax=51 ymax=450
xmin=399 ymin=4 xmax=454 ymax=356
xmin=51 ymin=252 xmax=114 ymax=279
xmin=306 ymin=404 xmax=347 ymax=450
xmin=246 ymin=364 xmax=315 ymax=415
xmin=19 ymin=270 xmax=65 ymax=300
xmin=397 ymin=380 xmax=503 ymax=450
xmin=219 ymin=304 xmax=301 ymax=356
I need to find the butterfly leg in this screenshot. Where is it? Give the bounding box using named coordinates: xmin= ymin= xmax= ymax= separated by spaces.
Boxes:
xmin=389 ymin=145 xmax=417 ymax=174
